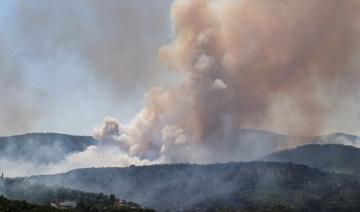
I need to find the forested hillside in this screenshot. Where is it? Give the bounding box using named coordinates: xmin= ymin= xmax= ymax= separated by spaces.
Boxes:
xmin=29 ymin=162 xmax=360 ymax=211
xmin=0 ymin=195 xmax=64 ymax=212
xmin=263 ymin=144 xmax=360 ymax=176
xmin=0 ymin=177 xmax=153 ymax=212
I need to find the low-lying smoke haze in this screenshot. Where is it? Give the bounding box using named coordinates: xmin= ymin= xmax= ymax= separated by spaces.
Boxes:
xmin=1 ymin=0 xmax=360 ymax=176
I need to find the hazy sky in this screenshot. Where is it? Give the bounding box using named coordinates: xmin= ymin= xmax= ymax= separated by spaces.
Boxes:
xmin=1 ymin=0 xmax=360 ymax=137
xmin=1 ymin=0 xmax=360 ymax=178
xmin=0 ymin=0 xmax=174 ymax=136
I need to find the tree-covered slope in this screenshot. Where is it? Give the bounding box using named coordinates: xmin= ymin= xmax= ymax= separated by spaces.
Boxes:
xmin=0 ymin=177 xmax=154 ymax=212
xmin=0 ymin=194 xmax=153 ymax=212
xmin=262 ymin=144 xmax=360 ymax=176
xmin=28 ymin=162 xmax=360 ymax=211
xmin=0 ymin=195 xmax=64 ymax=212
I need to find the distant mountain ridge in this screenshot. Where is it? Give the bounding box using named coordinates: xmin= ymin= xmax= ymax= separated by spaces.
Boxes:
xmin=0 ymin=130 xmax=359 ymax=166
xmin=262 ymin=144 xmax=360 ymax=176
xmin=311 ymin=132 xmax=360 ymax=147
xmin=0 ymin=133 xmax=98 ymax=164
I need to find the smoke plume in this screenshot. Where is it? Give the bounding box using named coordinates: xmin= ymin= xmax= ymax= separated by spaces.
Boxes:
xmin=92 ymin=0 xmax=360 ymax=165
xmin=3 ymin=0 xmax=360 ymax=177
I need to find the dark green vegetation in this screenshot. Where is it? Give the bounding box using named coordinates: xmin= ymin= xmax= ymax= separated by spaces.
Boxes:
xmin=0 ymin=195 xmax=153 ymax=212
xmin=263 ymin=144 xmax=360 ymax=176
xmin=0 ymin=133 xmax=97 ymax=164
xmin=0 ymin=195 xmax=64 ymax=212
xmin=0 ymin=178 xmax=153 ymax=212
xmin=2 ymin=131 xmax=360 ymax=211
xmin=28 ymin=161 xmax=360 ymax=212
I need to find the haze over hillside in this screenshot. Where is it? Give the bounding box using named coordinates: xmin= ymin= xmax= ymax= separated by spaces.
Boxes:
xmin=263 ymin=144 xmax=360 ymax=176
xmin=0 ymin=177 xmax=153 ymax=211
xmin=0 ymin=133 xmax=97 ymax=163
xmin=0 ymin=133 xmax=98 ymax=177
xmin=27 ymin=161 xmax=360 ymax=211
xmin=1 ymin=130 xmax=360 ymax=177
xmin=1 ymin=0 xmax=359 ymax=175
xmin=0 ymin=0 xmax=360 ymax=211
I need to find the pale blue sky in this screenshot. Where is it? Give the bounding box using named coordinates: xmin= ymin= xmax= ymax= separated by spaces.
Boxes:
xmin=0 ymin=0 xmax=175 ymax=136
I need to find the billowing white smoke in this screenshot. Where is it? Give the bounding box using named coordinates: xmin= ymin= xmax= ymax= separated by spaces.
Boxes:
xmin=93 ymin=116 xmax=204 ymax=165
xmin=90 ymin=0 xmax=360 ymax=166
xmin=5 ymin=0 xmax=360 ymax=176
